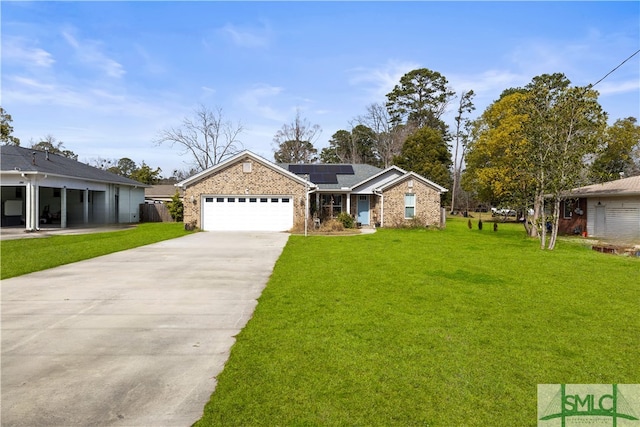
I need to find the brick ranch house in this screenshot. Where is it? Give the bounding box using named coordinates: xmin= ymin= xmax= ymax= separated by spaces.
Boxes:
xmin=177 ymin=150 xmax=448 ymax=231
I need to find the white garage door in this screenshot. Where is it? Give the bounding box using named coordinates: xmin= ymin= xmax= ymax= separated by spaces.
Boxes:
xmin=202 ymin=196 xmax=294 ymax=231
xmin=606 ymin=207 xmax=640 ymax=240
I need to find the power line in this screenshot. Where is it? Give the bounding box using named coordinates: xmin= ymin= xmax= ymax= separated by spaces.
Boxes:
xmin=590 ymin=49 xmax=640 ymax=88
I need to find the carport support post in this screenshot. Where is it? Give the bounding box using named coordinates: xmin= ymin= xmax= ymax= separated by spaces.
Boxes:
xmin=83 ymin=189 xmax=89 ymax=224
xmin=34 ymin=181 xmax=40 ymax=230
xmin=304 ymin=175 xmax=309 ymax=237
xmin=24 ymin=179 xmax=33 ymax=230
xmin=61 ymin=187 xmax=67 ymax=228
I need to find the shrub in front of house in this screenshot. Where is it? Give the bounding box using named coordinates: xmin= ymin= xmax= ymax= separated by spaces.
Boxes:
xmin=336 ymin=212 xmax=355 ymax=229
xmin=319 ymin=219 xmax=345 ymax=232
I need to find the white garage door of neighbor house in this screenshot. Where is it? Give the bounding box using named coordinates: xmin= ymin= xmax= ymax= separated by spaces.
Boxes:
xmin=202 ymin=196 xmax=294 ymax=231
xmin=606 ymin=207 xmax=640 ymax=239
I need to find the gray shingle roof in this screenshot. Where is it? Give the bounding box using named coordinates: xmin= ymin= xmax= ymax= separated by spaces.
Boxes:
xmin=145 ymin=184 xmax=184 ymax=198
xmin=568 ymin=175 xmax=640 ymax=197
xmin=1 ymin=145 xmax=147 ymax=187
xmin=278 ymin=163 xmax=383 ymax=190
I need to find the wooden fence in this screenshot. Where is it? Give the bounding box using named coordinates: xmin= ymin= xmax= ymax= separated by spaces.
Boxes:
xmin=139 ymin=203 xmax=174 ymax=223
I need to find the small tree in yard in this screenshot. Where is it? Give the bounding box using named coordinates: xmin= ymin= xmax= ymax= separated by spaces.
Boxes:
xmin=167 ymin=191 xmax=183 ymax=222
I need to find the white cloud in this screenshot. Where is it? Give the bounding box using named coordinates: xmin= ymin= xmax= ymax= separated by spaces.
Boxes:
xmin=218 ymin=21 xmax=272 ymax=48
xmin=4 ymin=73 xmax=174 ymax=120
xmin=348 ymin=59 xmax=421 ymax=101
xmin=595 ymin=79 xmax=640 ymax=96
xmin=1 ymin=36 xmax=55 ymax=68
xmin=449 ymin=70 xmax=526 ymax=95
xmin=201 ymin=86 xmax=216 ymax=95
xmin=134 ymin=44 xmax=166 ymax=75
xmin=4 ymin=76 xmax=89 ymax=107
xmin=236 ymin=84 xmax=287 ymax=122
xmin=509 ymin=41 xmax=576 ymax=76
xmin=62 ymin=29 xmax=125 ymax=78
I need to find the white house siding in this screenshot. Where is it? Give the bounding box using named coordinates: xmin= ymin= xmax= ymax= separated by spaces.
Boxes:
xmin=352 ymin=169 xmax=404 ymax=193
xmin=587 ymin=196 xmax=640 ymax=240
xmin=117 ymin=186 xmax=145 ymax=223
xmin=0 ymin=173 xmax=144 ymax=227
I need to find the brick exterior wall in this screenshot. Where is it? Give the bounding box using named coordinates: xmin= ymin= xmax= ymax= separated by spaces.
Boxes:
xmin=182 ymin=156 xmax=307 ymax=229
xmin=558 ymin=198 xmax=587 ymax=235
xmin=382 ymin=178 xmax=443 ymax=227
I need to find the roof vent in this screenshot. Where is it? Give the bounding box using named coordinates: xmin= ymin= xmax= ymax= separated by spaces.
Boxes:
xmin=32 ymin=152 xmax=37 ymax=165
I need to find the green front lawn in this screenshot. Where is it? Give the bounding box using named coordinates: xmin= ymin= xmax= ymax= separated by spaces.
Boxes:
xmin=0 ymin=223 xmax=192 ymax=279
xmin=196 ymin=218 xmax=639 ymax=426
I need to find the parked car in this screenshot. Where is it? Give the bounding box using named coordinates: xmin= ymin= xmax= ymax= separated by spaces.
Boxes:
xmin=491 ymin=207 xmax=517 ymax=217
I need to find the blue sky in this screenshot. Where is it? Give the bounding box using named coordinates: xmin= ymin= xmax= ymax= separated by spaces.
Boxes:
xmin=2 ymin=1 xmax=639 ymax=176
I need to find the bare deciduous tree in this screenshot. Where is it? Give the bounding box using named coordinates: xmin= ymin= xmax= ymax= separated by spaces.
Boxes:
xmin=155 ymin=105 xmax=244 ymax=172
xmin=450 ymin=90 xmax=475 ymax=213
xmin=273 ymin=108 xmax=321 ymax=163
xmin=357 ymin=103 xmax=407 ymax=168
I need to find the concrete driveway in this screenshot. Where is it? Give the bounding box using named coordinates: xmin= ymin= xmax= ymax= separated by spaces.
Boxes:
xmin=1 ymin=231 xmax=289 ymax=427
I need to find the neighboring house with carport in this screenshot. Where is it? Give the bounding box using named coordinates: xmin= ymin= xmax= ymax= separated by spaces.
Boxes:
xmin=559 ymin=175 xmax=640 ymax=241
xmin=177 ymin=150 xmax=448 ymax=232
xmin=1 ymin=145 xmax=147 ymax=230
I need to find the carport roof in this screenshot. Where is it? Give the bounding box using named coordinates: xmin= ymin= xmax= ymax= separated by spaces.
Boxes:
xmin=1 ymin=145 xmax=147 ymax=187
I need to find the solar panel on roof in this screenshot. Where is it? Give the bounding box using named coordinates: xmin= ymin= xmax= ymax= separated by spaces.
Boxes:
xmin=336 ymin=165 xmax=354 ymax=174
xmin=310 ymin=172 xmax=338 ymax=184
xmin=289 ymin=164 xmax=354 ymax=174
xmin=288 ymin=164 xmax=304 ymax=174
xmin=288 ymin=164 xmax=354 ymax=183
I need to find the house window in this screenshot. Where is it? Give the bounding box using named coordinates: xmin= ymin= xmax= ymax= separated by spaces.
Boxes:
xmin=271 ymin=198 xmax=279 ymax=203
xmin=228 ymin=198 xmax=235 ymax=202
xmin=205 ymin=197 xmax=214 ymax=203
xmin=321 ymin=194 xmax=342 ymax=216
xmin=282 ymin=198 xmax=290 ymax=203
xmin=563 ymin=200 xmax=573 ymax=219
xmin=249 ymin=198 xmax=257 ymax=203
xmin=260 ymin=198 xmax=268 ymax=203
xmin=405 ymin=193 xmax=415 ymax=218
xmin=239 ymin=198 xmax=246 ymax=202
xmin=216 ymin=197 xmax=224 ymax=203
xmin=54 ymin=189 xmax=61 ymax=198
